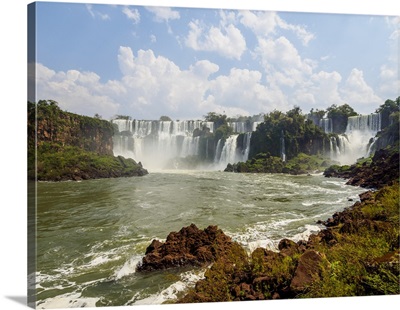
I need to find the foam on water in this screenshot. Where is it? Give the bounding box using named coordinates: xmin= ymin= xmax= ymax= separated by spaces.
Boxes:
xmin=37 ymin=293 xmax=99 ymax=309
xmin=131 ymin=269 xmax=206 ymax=305
xmin=301 ymin=198 xmax=344 ymax=206
xmin=114 ymin=255 xmax=142 ymax=280
xmin=291 ymin=224 xmax=322 ymax=242
xmin=36 ymin=171 xmax=366 ymax=307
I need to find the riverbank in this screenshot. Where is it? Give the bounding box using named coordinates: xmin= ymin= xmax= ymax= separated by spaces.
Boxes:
xmin=31 ymin=142 xmax=148 ymax=181
xmin=135 ymin=150 xmax=399 ymax=303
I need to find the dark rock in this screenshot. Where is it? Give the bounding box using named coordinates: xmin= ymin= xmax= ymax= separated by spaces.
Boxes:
xmin=325 ymin=149 xmax=399 ymax=189
xmin=290 ymin=250 xmax=325 ymax=292
xmin=278 ymin=238 xmax=300 ymax=256
xmin=136 ymin=224 xmax=237 ymax=272
xmin=272 ymin=292 xmax=281 ymax=299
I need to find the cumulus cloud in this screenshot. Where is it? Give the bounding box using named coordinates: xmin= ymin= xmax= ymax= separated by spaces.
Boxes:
xmin=122 ymin=7 xmax=140 ymax=24
xmin=185 ymin=19 xmax=247 ymax=60
xmin=255 ymin=36 xmax=314 ymax=88
xmin=341 ymin=68 xmax=382 ymax=113
xmin=208 ymin=68 xmax=289 ymax=114
xmin=146 ymin=6 xmax=180 ymax=23
xmin=239 ymin=10 xmax=314 ymax=46
xmin=293 ymin=70 xmax=342 ymax=109
xmin=379 ymin=64 xmax=400 ymax=98
xmin=116 ymin=47 xmax=219 ymax=118
xmin=34 ymin=63 xmax=120 ymax=118
xmin=239 ymin=11 xmax=280 ymax=37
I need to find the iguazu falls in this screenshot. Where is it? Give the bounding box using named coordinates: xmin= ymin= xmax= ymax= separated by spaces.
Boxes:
xmin=21 ymin=4 xmax=400 ymax=310
xmin=28 ymin=97 xmax=399 ymax=308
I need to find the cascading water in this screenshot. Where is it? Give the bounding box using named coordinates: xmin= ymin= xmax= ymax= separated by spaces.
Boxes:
xmin=242 ymin=132 xmax=252 ymax=162
xmin=112 ymin=119 xmax=214 ymax=170
xmin=217 ymin=135 xmax=240 ymax=170
xmin=113 ymin=119 xmax=259 ymax=170
xmin=319 ymin=118 xmax=333 ymax=133
xmin=331 ymin=113 xmax=381 ymax=164
xmin=280 ymin=130 xmax=286 ymax=162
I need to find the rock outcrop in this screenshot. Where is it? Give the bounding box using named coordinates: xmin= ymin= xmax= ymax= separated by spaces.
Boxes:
xmin=136 ymin=224 xmax=238 ymax=272
xmin=323 ymin=148 xmax=399 ymax=189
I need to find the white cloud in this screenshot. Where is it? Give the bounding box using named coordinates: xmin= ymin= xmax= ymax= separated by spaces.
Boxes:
xmin=277 ymin=18 xmax=315 ymax=46
xmin=239 ymin=11 xmax=280 ymax=37
xmin=146 ymin=6 xmax=180 ymax=22
xmin=379 ymin=64 xmax=400 ymax=98
xmin=34 ymin=63 xmax=120 ymax=118
xmin=341 ymin=68 xmax=382 ymax=112
xmin=122 ymin=7 xmax=140 ymax=24
xmin=239 ymin=10 xmax=314 ymax=46
xmin=116 ymin=47 xmax=218 ymax=118
xmin=208 ymin=68 xmax=289 ymax=115
xmin=302 ymin=71 xmax=343 ymax=107
xmin=150 ymin=34 xmax=157 ymax=43
xmin=185 ymin=19 xmax=247 ymax=60
xmin=255 ymin=36 xmax=314 ymax=87
xmin=35 ymin=46 xmax=292 ymax=120
xmin=86 ymin=4 xmax=110 ymax=21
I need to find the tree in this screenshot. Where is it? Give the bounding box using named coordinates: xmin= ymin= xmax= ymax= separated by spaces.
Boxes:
xmin=204 ymin=112 xmax=228 ymax=130
xmin=114 ymin=115 xmax=132 ymax=120
xmin=94 ymin=113 xmax=102 ymax=119
xmin=326 ymin=103 xmax=358 ymax=134
xmin=160 ymin=115 xmax=172 ymax=121
xmin=376 ymin=97 xmax=400 ymax=129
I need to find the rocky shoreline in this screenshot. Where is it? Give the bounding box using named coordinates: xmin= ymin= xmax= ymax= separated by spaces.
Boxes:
xmin=136 ymin=150 xmax=399 ymax=302
xmin=323 ymin=148 xmax=399 ymax=189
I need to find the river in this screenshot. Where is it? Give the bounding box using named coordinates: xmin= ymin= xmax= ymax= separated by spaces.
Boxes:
xmin=32 ymin=170 xmax=365 ymax=308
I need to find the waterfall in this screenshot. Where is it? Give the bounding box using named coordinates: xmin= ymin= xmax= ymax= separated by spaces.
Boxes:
xmin=242 ymin=132 xmax=252 ymax=162
xmin=112 ymin=119 xmax=213 ymax=170
xmin=218 ymin=135 xmax=240 ymax=168
xmin=280 ymin=130 xmax=286 ymax=162
xmin=228 ymin=121 xmax=262 ymax=133
xmin=330 ymin=113 xmax=381 ymax=164
xmin=214 ymin=139 xmax=223 ymax=164
xmin=228 ymin=122 xmax=247 ymax=133
xmin=319 ymin=118 xmax=333 ymax=133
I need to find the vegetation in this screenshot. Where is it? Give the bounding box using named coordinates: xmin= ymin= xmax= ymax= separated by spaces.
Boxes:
xmin=226 ymin=153 xmax=335 ymax=174
xmin=32 ymin=142 xmax=147 ymax=181
xmin=376 ymin=96 xmax=400 ymax=129
xmin=326 ymin=103 xmax=358 ymax=134
xmin=178 ymin=181 xmax=399 ymax=302
xmin=303 ymin=183 xmax=399 ymax=297
xmin=114 ymin=115 xmax=132 ymax=120
xmin=28 ymin=100 xmax=147 ymax=181
xmin=248 ymin=106 xmax=331 ymax=160
xmin=160 ymin=115 xmax=172 ymax=121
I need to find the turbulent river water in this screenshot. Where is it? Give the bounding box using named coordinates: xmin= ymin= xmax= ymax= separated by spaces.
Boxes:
xmin=32 ymin=170 xmax=366 ymax=308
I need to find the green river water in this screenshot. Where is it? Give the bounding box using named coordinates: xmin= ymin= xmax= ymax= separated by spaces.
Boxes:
xmin=31 ymin=170 xmax=366 ymax=308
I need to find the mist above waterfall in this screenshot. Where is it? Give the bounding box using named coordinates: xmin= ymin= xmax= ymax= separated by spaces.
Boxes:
xmin=111 ymin=109 xmax=386 ymax=171
xmin=325 ymin=113 xmax=382 ymax=165
xmin=112 ymin=119 xmax=254 ymax=171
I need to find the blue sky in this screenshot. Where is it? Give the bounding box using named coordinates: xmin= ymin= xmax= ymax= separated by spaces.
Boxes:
xmin=30 ymin=1 xmax=399 ymax=120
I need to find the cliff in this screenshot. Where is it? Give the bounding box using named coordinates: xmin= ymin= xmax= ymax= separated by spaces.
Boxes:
xmin=28 ymin=100 xmax=148 ymax=181
xmin=28 ymin=100 xmax=114 ymax=155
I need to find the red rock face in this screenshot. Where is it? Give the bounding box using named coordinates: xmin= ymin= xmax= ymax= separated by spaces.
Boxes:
xmin=34 ymin=111 xmax=114 ymax=155
xmin=136 ymin=224 xmax=237 ymax=272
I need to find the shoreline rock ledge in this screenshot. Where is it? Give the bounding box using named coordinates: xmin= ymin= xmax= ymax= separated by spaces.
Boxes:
xmin=136 ymin=224 xmax=237 ymax=272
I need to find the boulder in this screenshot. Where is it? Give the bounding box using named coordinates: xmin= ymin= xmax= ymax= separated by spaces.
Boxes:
xmin=278 ymin=238 xmax=301 ymax=256
xmin=136 ymin=224 xmax=237 ymax=272
xmin=290 ymin=250 xmax=325 ymax=293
